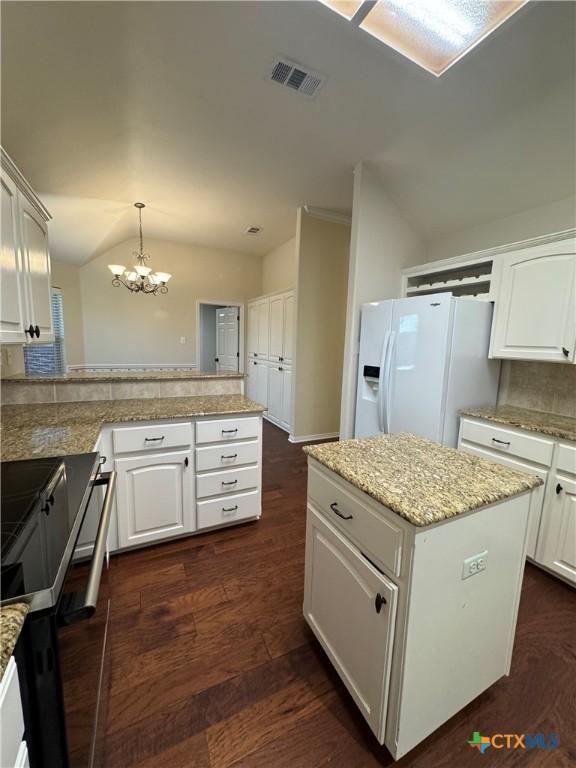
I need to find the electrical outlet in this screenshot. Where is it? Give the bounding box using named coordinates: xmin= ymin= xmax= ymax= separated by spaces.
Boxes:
xmin=179 ymin=336 xmax=186 ymax=344
xmin=462 ymin=551 xmax=488 ymax=580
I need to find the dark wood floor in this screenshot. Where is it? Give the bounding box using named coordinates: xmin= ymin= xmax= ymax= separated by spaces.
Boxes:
xmin=104 ymin=421 xmax=576 ymax=767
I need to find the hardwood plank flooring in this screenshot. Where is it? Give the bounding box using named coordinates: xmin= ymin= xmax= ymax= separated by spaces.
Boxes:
xmin=104 ymin=421 xmax=576 ymax=767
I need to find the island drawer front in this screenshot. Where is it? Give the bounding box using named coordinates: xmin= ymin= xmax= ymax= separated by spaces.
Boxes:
xmin=196 ymin=441 xmax=259 ymax=472
xmin=460 ymin=419 xmax=554 ymax=466
xmin=557 ymin=443 xmax=576 ymax=475
xmin=197 ymin=490 xmax=260 ymax=529
xmin=0 ymin=657 xmax=25 ymax=768
xmin=196 ymin=465 xmax=259 ymax=499
xmin=196 ymin=417 xmax=260 ymax=444
xmin=308 ymin=464 xmax=403 ymax=578
xmin=113 ymin=422 xmax=192 ymax=454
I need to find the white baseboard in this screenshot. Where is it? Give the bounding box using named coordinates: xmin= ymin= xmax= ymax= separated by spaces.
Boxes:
xmin=288 ymin=432 xmax=339 ymax=444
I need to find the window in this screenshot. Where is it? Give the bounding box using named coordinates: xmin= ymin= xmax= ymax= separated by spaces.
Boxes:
xmin=23 ymin=288 xmax=66 ymax=375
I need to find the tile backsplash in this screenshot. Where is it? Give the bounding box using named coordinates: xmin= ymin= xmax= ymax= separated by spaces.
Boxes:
xmin=498 ymin=361 xmax=576 ymax=417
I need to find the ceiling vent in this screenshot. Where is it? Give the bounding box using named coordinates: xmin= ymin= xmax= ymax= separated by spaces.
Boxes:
xmin=269 ymin=57 xmax=326 ymax=98
xmin=245 ymin=226 xmax=262 ymax=235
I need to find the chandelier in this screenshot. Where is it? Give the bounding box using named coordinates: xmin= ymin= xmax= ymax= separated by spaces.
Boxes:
xmin=108 ymin=203 xmax=172 ymax=295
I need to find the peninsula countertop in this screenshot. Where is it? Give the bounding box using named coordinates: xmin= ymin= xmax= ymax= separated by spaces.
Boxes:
xmin=0 ymin=604 xmax=29 ymax=680
xmin=304 ymin=433 xmax=542 ymax=527
xmin=1 ymin=395 xmax=265 ymax=461
xmin=2 ymin=370 xmax=246 ymax=383
xmin=460 ymin=405 xmax=576 ymax=442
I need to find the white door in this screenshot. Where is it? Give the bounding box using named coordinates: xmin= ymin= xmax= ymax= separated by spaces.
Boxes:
xmin=216 ymin=306 xmax=239 ymax=372
xmin=20 ymin=197 xmax=53 ymax=342
xmin=355 ymin=300 xmax=393 ymax=438
xmin=490 ymin=242 xmax=576 ymax=363
xmin=257 ymin=299 xmax=269 ymax=359
xmin=281 ymin=366 xmax=292 ymax=430
xmin=269 ymin=295 xmax=284 ymax=362
xmin=0 ymin=173 xmax=27 ymax=343
xmin=247 ymin=302 xmax=259 ymax=359
xmin=256 ymin=360 xmax=269 ymax=408
xmin=304 ymin=508 xmax=397 ymax=739
xmin=386 ymin=295 xmax=452 ymax=442
xmin=115 ymin=449 xmax=193 ymax=548
xmin=268 ymin=365 xmax=283 ymax=423
xmin=536 ymin=475 xmax=576 ymax=584
xmin=282 ymin=292 xmax=295 ymax=364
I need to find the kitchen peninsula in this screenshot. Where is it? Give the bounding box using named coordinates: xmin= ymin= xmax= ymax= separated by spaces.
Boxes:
xmin=303 ymin=433 xmax=541 ymax=760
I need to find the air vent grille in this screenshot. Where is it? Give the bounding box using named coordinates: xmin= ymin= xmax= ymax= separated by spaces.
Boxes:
xmin=245 ymin=226 xmax=262 ymax=235
xmin=269 ymin=58 xmax=326 ymax=98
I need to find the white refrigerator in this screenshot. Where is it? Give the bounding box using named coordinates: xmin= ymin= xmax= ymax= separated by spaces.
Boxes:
xmin=354 ymin=293 xmax=500 ymax=446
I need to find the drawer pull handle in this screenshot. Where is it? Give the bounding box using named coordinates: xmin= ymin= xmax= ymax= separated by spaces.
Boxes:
xmin=145 ymin=436 xmax=165 ymax=442
xmin=491 ymin=438 xmax=510 ymax=446
xmin=375 ymin=593 xmax=387 ymax=613
xmin=222 ymin=429 xmax=238 ymax=434
xmin=222 ymin=479 xmax=238 ymax=486
xmin=330 ymin=502 xmax=353 ymax=520
xmin=222 ymin=505 xmax=238 ymax=513
xmin=221 ymin=454 xmax=238 ymax=460
xmin=556 ymin=483 xmax=563 ymax=495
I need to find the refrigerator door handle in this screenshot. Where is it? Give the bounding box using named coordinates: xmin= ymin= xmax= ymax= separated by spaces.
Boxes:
xmin=377 ymin=331 xmax=391 ymax=432
xmin=383 ymin=331 xmax=396 ymax=433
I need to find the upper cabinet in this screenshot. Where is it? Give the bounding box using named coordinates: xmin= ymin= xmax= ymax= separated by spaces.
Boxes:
xmin=489 ymin=238 xmax=576 ymax=363
xmin=0 ymin=148 xmax=54 ymax=344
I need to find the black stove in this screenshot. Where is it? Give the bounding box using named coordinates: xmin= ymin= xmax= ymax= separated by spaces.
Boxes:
xmin=1 ymin=453 xmax=99 ymax=611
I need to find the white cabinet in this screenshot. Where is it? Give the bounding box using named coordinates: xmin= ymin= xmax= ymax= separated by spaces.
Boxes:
xmin=490 ymin=239 xmax=576 ymax=363
xmin=267 ymin=364 xmax=292 ymax=429
xmin=246 ymin=359 xmax=269 ymax=407
xmin=115 ymin=449 xmax=194 ymax=548
xmin=282 ymin=292 xmax=294 ymax=364
xmin=281 ymin=366 xmax=292 ymax=430
xmin=0 ymin=150 xmax=53 ymax=344
xmin=247 ymin=302 xmax=259 ymax=359
xmin=256 ymin=300 xmax=269 ymax=359
xmin=267 ymin=292 xmax=294 ymax=364
xmin=304 ymin=507 xmax=397 ymax=737
xmin=0 ymin=657 xmax=26 ymax=768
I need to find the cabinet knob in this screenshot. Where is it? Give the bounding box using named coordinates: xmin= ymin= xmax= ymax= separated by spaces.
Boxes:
xmin=34 ymin=325 xmax=40 ymax=338
xmin=278 ymin=366 xmax=283 ymax=371
xmin=184 ymin=457 xmax=189 ymax=467
xmin=375 ymin=593 xmax=387 ymax=613
xmin=562 ymin=347 xmax=570 ymax=358
xmin=556 ymin=483 xmax=563 ymax=495
xmin=25 ymin=324 xmax=35 ymax=338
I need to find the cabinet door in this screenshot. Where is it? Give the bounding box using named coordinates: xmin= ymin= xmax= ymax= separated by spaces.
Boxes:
xmin=0 ymin=173 xmax=27 ymax=343
xmin=256 ymin=360 xmax=269 ymax=408
xmin=257 ymin=300 xmax=269 ymax=359
xmin=115 ymin=449 xmax=193 ymax=548
xmin=536 ymin=475 xmax=576 ymax=585
xmin=304 ymin=507 xmax=397 ymax=739
xmin=282 ymin=292 xmax=295 ymax=364
xmin=281 ymin=366 xmax=292 ymax=430
xmin=268 ymin=295 xmax=284 ymax=362
xmin=20 ymin=197 xmax=54 ymax=341
xmin=247 ymin=303 xmax=259 ymax=359
xmin=246 ymin=359 xmax=258 ymax=400
xmin=268 ymin=365 xmax=283 ymax=422
xmin=490 ymin=242 xmax=576 ymax=363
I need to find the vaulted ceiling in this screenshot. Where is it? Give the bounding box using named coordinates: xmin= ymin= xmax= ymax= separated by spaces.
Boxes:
xmin=1 ymin=0 xmax=574 ymax=264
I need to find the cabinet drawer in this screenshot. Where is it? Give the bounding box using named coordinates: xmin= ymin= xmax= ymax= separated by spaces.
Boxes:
xmin=196 ymin=465 xmax=260 ymax=499
xmin=196 ymin=417 xmax=260 ymax=444
xmin=460 ymin=418 xmax=554 ymax=466
xmin=113 ymin=422 xmax=192 ymax=454
xmin=308 ymin=463 xmax=403 ymax=578
xmin=0 ymin=657 xmax=25 ymax=768
xmin=196 ymin=440 xmax=259 ymax=472
xmin=197 ymin=490 xmax=260 ymax=529
xmin=557 ymin=443 xmax=576 ymax=475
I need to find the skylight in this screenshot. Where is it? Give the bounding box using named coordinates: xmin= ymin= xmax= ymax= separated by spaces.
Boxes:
xmin=320 ymin=0 xmax=529 ymax=76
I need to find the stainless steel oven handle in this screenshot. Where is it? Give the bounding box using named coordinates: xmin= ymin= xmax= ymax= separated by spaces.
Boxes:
xmin=84 ymin=470 xmax=117 ymax=615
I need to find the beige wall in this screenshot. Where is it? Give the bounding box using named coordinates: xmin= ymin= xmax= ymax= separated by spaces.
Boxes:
xmin=426 ymin=196 xmax=576 ymax=262
xmin=79 ymin=238 xmax=262 ymax=365
xmin=340 ymin=161 xmax=426 ymax=438
xmin=292 ymin=210 xmax=350 ymax=440
xmin=261 ymin=237 xmax=297 ymax=294
xmin=51 ymin=260 xmax=85 ymax=365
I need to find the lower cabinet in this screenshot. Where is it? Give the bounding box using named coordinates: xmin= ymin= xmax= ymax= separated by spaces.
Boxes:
xmin=536 ymin=471 xmax=576 ymax=583
xmin=268 ymin=364 xmax=292 ymax=431
xmin=115 ymin=449 xmax=194 ymax=549
xmin=304 ymin=507 xmax=397 ymax=737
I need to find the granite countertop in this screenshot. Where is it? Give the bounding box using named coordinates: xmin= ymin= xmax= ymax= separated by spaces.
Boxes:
xmin=460 ymin=406 xmax=576 ymax=442
xmin=0 ymin=604 xmax=29 ymax=680
xmin=304 ymin=433 xmax=542 ymax=527
xmin=1 ymin=395 xmax=265 ymax=461
xmin=2 ymin=370 xmax=246 ymax=383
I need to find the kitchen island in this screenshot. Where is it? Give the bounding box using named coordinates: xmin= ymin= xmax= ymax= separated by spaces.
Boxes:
xmin=303 ymin=433 xmax=541 ymax=760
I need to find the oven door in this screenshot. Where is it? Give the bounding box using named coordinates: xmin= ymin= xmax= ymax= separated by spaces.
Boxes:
xmin=57 ymin=470 xmax=116 ymax=768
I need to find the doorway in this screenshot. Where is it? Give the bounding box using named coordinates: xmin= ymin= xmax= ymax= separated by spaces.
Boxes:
xmin=197 ymin=301 xmax=242 ymax=373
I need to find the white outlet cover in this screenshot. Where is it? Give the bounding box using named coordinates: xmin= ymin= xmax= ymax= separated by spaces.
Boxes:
xmin=462 ymin=550 xmax=488 ymax=580
xmin=179 ymin=336 xmax=186 ymax=344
